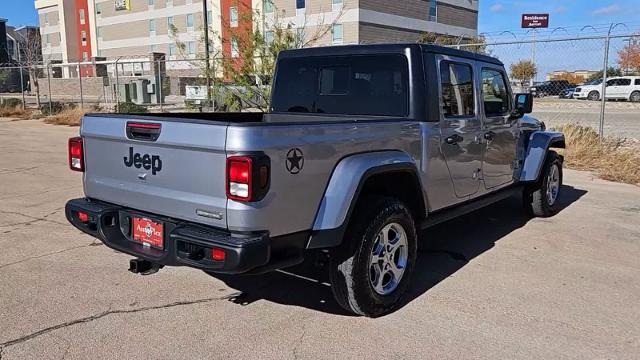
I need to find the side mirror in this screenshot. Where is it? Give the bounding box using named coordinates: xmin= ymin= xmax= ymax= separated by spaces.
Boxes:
xmin=514 ymin=93 xmax=533 ymax=116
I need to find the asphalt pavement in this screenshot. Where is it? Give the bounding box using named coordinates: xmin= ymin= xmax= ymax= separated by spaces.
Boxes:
xmin=0 ymin=117 xmax=639 ymax=359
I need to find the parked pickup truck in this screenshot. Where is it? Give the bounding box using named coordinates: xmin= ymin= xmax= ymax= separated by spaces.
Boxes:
xmin=65 ymin=44 xmax=565 ymax=317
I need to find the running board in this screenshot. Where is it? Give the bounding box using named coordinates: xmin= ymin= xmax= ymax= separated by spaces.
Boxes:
xmin=420 ymin=185 xmax=524 ymax=229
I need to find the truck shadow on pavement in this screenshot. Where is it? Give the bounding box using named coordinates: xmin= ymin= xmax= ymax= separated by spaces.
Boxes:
xmin=208 ymin=185 xmax=587 ymax=317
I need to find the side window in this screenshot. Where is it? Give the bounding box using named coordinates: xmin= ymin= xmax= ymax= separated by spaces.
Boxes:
xmin=481 ymin=68 xmax=510 ymax=117
xmin=440 ymin=62 xmax=475 ymax=117
xmin=618 ymin=79 xmax=632 ymax=86
xmin=635 ymin=79 xmax=640 ymax=86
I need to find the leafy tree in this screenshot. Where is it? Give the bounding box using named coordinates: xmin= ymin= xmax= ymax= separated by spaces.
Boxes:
xmin=510 ymin=60 xmax=537 ymax=85
xmin=588 ymin=67 xmax=622 ymax=81
xmin=618 ymin=38 xmax=640 ymax=75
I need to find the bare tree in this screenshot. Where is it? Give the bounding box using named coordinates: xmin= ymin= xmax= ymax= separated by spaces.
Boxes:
xmin=15 ymin=29 xmax=43 ymax=108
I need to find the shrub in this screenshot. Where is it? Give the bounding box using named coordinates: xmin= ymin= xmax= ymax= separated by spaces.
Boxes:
xmin=1 ymin=98 xmax=23 ymax=108
xmin=118 ymin=102 xmax=147 ymax=113
xmin=43 ymin=107 xmax=86 ymax=126
xmin=40 ymin=102 xmax=66 ymax=115
xmin=552 ymin=124 xmax=640 ymax=185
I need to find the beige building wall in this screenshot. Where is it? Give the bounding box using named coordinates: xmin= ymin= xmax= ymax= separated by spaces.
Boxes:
xmin=37 ymin=3 xmax=64 ymax=61
xmin=95 ymin=0 xmax=219 ymax=60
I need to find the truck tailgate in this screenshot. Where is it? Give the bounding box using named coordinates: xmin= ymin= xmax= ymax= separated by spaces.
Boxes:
xmin=81 ymin=115 xmax=228 ymax=229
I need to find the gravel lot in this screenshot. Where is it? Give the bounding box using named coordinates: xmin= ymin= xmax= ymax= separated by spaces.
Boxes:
xmin=1 ymin=117 xmax=639 ymax=359
xmin=532 ymin=98 xmax=640 ymax=140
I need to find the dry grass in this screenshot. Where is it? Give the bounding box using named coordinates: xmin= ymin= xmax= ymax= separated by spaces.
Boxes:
xmin=553 ymin=124 xmax=640 ymax=186
xmin=43 ymin=107 xmax=86 ymax=126
xmin=0 ymin=105 xmax=32 ymax=120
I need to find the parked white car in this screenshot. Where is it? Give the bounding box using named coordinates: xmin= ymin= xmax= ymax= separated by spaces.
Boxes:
xmin=573 ymin=76 xmax=640 ymax=102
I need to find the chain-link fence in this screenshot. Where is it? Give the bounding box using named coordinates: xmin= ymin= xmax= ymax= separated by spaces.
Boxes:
xmin=1 ymin=34 xmax=639 ymax=140
xmin=458 ymin=34 xmax=640 ymax=141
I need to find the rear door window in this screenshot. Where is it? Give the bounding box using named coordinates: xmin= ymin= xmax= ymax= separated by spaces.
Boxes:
xmin=636 ymin=79 xmax=640 ymax=85
xmin=618 ymin=79 xmax=632 ymax=86
xmin=440 ymin=62 xmax=475 ymax=117
xmin=271 ymin=55 xmax=409 ymax=117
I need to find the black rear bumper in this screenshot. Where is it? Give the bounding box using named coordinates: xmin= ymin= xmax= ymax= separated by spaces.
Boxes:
xmin=65 ymin=198 xmax=305 ymax=274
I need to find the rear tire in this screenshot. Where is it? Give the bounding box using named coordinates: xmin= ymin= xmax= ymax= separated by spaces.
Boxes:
xmin=630 ymin=91 xmax=640 ymax=103
xmin=587 ymin=91 xmax=600 ymax=101
xmin=329 ymin=196 xmax=417 ymax=317
xmin=525 ymin=151 xmax=563 ymax=217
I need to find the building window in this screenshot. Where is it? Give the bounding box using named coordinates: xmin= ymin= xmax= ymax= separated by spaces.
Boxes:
xmin=264 ymin=0 xmax=273 ymax=14
xmin=332 ymin=24 xmax=343 ymax=44
xmin=149 ymin=19 xmax=156 ymax=32
xmin=81 ymin=30 xmax=87 ymax=46
xmin=187 ymin=41 xmax=195 ymax=55
xmin=264 ymin=31 xmax=274 ymax=45
xmin=96 ymin=3 xmax=101 ymax=14
xmin=148 ymin=0 xmax=154 ymax=5
xmin=97 ymin=27 xmax=102 ymax=38
xmin=150 ymin=44 xmax=158 ymax=52
xmin=207 ymin=10 xmax=213 ymax=25
xmin=45 ymin=34 xmax=51 ymax=45
xmin=296 ymin=0 xmax=305 ymax=9
xmin=428 ymin=0 xmax=437 ymax=21
xmin=166 ymin=0 xmax=173 ymax=7
xmin=332 ymin=0 xmax=342 ymax=5
xmin=79 ymin=9 xmax=86 ymax=24
xmin=231 ymin=38 xmax=239 ymax=58
xmin=167 ymin=16 xmax=174 ymax=31
xmin=169 ymin=44 xmax=176 ymax=56
xmin=44 ymin=13 xmax=49 ymax=26
xmin=230 ymin=6 xmax=238 ymax=27
xmin=187 ymin=14 xmax=194 ymax=28
xmin=82 ymin=51 xmax=88 ymax=61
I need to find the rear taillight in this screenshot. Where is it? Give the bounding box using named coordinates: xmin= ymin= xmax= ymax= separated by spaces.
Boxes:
xmin=226 ymin=154 xmax=270 ymax=202
xmin=68 ymin=137 xmax=84 ymax=172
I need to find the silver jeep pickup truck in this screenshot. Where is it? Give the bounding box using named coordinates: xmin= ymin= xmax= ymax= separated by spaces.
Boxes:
xmin=65 ymin=44 xmax=565 ymax=317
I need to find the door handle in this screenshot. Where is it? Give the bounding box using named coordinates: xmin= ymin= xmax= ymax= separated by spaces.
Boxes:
xmin=484 ymin=131 xmax=496 ymax=141
xmin=445 ymin=134 xmax=463 ymax=145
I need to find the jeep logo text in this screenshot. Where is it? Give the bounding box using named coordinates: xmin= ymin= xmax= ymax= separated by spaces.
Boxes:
xmin=124 ymin=147 xmax=163 ymax=175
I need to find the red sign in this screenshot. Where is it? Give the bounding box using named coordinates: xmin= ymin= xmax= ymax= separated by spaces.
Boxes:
xmin=521 ymin=14 xmax=549 ymax=28
xmin=132 ymin=217 xmax=164 ymax=249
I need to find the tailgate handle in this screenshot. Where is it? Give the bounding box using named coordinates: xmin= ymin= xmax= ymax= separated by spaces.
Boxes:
xmin=126 ymin=122 xmax=161 ymax=142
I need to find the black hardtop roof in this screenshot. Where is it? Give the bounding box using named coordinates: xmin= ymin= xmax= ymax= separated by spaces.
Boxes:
xmin=278 ymin=43 xmax=503 ymax=66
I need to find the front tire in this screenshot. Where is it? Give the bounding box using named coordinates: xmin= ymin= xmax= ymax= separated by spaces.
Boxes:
xmin=525 ymin=151 xmax=563 ymax=217
xmin=329 ymin=196 xmax=417 ymax=317
xmin=630 ymin=91 xmax=640 ymax=103
xmin=588 ymin=91 xmax=600 ymax=101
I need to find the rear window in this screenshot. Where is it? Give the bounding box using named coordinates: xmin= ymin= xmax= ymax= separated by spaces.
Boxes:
xmin=271 ymin=55 xmax=409 ymax=117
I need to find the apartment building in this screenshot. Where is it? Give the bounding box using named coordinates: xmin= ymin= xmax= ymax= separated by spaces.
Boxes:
xmin=34 ymin=0 xmax=478 ymax=69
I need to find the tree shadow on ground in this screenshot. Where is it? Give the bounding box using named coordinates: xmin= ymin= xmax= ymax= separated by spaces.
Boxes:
xmin=207 ymin=185 xmax=587 ymax=317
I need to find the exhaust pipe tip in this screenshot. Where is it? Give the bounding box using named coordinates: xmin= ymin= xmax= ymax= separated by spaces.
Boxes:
xmin=129 ymin=258 xmax=162 ymax=275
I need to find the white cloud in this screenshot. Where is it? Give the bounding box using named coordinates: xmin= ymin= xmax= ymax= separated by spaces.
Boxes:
xmin=554 ymin=6 xmax=568 ymax=14
xmin=490 ymin=3 xmax=504 ymax=12
xmin=592 ymin=4 xmax=621 ymax=16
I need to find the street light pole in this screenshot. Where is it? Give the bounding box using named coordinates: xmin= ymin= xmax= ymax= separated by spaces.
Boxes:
xmin=202 ymin=0 xmax=213 ymax=108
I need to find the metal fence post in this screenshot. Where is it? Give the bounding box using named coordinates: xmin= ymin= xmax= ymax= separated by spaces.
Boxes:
xmin=115 ymin=58 xmax=121 ymax=113
xmin=47 ymin=65 xmax=53 ymax=114
xmin=157 ymin=59 xmax=163 ymax=112
xmin=599 ymin=36 xmax=610 ymax=138
xmin=78 ymin=63 xmax=84 ymax=109
xmin=19 ymin=66 xmax=26 ymax=110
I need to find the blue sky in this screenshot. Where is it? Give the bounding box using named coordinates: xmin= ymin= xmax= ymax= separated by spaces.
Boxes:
xmin=1 ymin=2 xmax=39 ymax=27
xmin=3 ymin=1 xmax=640 ymax=31
xmin=479 ymin=0 xmax=640 ymax=34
